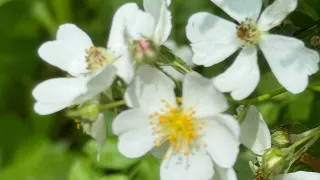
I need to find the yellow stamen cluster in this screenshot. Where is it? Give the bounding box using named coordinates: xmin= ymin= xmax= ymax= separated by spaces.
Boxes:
xmin=236 ymin=18 xmax=261 ymax=46
xmin=86 ymin=46 xmax=110 ymax=71
xmin=149 ymin=99 xmax=205 ymax=159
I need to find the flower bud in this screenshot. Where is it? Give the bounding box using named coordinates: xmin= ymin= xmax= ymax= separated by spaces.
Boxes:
xmin=311 ymin=36 xmax=320 ymax=47
xmin=66 ymin=103 xmax=100 ymax=121
xmin=262 ymin=148 xmax=285 ymax=176
xmin=131 ymin=39 xmax=157 ymax=65
xmin=271 ymin=131 xmax=290 ymax=148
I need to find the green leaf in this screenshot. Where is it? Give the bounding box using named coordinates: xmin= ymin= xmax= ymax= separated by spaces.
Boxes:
xmin=100 ymin=175 xmax=129 ymax=180
xmin=257 ymin=102 xmax=281 ymax=125
xmin=84 ymin=138 xmax=139 ymax=170
xmin=287 ymin=91 xmax=315 ymax=122
xmin=135 ymin=155 xmax=161 ymax=180
xmin=68 ymin=158 xmax=103 ymax=180
xmin=0 ymin=137 xmax=74 ymax=180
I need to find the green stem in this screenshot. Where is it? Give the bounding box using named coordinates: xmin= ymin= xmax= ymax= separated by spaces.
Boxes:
xmin=99 ymin=100 xmax=126 ymax=111
xmin=232 ymin=88 xmax=287 ymax=105
xmin=172 ymin=60 xmax=192 ymax=74
xmin=307 ymin=84 xmax=320 ymax=92
xmin=286 ymin=129 xmax=320 ymax=154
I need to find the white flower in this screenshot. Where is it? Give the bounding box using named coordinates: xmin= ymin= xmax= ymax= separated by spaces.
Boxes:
xmin=106 ymin=0 xmax=172 ymax=83
xmin=32 ymin=65 xmax=116 ymax=115
xmin=186 ymin=0 xmax=320 ymax=100
xmin=113 ymin=69 xmax=240 ymax=180
xmin=240 ymin=106 xmax=320 ymax=180
xmin=162 ymin=40 xmax=194 ymax=81
xmin=33 ymin=21 xmax=130 ymax=115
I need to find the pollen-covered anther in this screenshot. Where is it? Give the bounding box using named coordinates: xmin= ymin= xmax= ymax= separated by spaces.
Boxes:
xmin=236 ymin=18 xmax=261 ymax=46
xmin=86 ymin=46 xmax=111 ymax=71
xmin=149 ymin=99 xmax=206 ymax=159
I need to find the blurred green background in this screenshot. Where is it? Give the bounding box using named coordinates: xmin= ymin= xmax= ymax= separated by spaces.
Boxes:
xmin=0 ymin=0 xmax=319 ymax=180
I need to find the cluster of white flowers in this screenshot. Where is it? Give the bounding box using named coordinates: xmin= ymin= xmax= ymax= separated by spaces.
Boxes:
xmin=32 ymin=0 xmax=320 ymax=179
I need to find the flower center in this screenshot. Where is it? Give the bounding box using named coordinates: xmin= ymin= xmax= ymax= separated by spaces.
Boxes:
xmin=236 ymin=18 xmax=261 ymax=46
xmin=86 ymin=46 xmax=111 ymax=71
xmin=131 ymin=39 xmax=155 ymax=63
xmin=149 ymin=99 xmax=205 ymax=159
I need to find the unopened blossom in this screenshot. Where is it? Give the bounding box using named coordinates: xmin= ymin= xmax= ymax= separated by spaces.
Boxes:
xmin=162 ymin=40 xmax=194 ymax=81
xmin=113 ymin=69 xmax=240 ymax=180
xmin=106 ymin=0 xmax=172 ymax=83
xmin=240 ymin=106 xmax=320 ymax=180
xmin=186 ymin=0 xmax=320 ymax=100
xmin=33 ymin=24 xmax=117 ymax=115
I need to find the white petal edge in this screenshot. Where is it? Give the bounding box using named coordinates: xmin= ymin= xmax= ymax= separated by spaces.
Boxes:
xmin=34 ymin=102 xmax=70 ymax=115
xmin=125 ymin=65 xmax=175 ymax=108
xmin=112 ymin=109 xmax=150 ymax=136
xmin=38 ymin=40 xmax=89 ymax=76
xmin=56 ymin=23 xmax=93 ymax=49
xmin=183 ymin=72 xmax=228 ymax=118
xmin=213 ymin=46 xmax=260 ymax=100
xmin=212 ymin=167 xmax=237 ymax=180
xmin=126 ymin=9 xmax=156 ymax=40
xmin=117 ymin=126 xmax=155 ymax=158
xmin=260 ymin=34 xmax=319 ymax=94
xmin=204 ymin=122 xmax=240 ymax=168
xmin=160 ymin=152 xmax=214 ymax=180
xmin=144 ymin=0 xmax=172 ymax=44
xmin=32 ymin=77 xmax=87 ymax=104
xmin=204 ymin=114 xmax=240 ymax=139
xmin=240 ymin=106 xmax=271 ymax=155
xmin=186 ymin=12 xmax=240 ymax=66
xmin=210 ymin=0 xmax=263 ymax=23
xmin=258 ymin=0 xmax=298 ymax=31
xmin=275 ymin=171 xmax=320 ymax=180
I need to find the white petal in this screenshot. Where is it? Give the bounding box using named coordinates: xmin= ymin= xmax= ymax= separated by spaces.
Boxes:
xmin=160 ymin=152 xmax=214 ymax=180
xmin=240 ymin=106 xmax=271 ymax=155
xmin=34 ymin=102 xmax=69 ymax=115
xmin=113 ymin=50 xmax=135 ymax=84
xmin=213 ymin=47 xmax=260 ymax=100
xmin=210 ymin=0 xmax=262 ymax=23
xmin=38 ymin=40 xmax=89 ymax=76
xmin=212 ymin=167 xmax=237 ymax=180
xmin=183 ymin=72 xmax=228 ymax=118
xmin=117 ymin=126 xmax=155 ymax=158
xmin=161 ymin=66 xmax=184 ymax=81
xmin=144 ymin=0 xmax=172 ymax=44
xmin=112 ymin=109 xmax=150 ymax=136
xmin=126 ymin=9 xmax=155 ymax=40
xmin=107 ymin=3 xmax=138 ymax=54
xmin=204 ymin=114 xmax=240 ymax=139
xmin=275 ymin=171 xmax=320 ymax=180
xmin=204 ymin=123 xmax=240 ymax=168
xmin=86 ymin=113 xmax=106 ymax=160
xmin=32 ymin=77 xmax=87 ymax=104
xmin=258 ymin=0 xmax=298 ymax=31
xmin=260 ymin=34 xmax=319 ymax=94
xmin=76 ymin=65 xmax=117 ymax=103
xmin=125 ymin=66 xmax=176 ymax=112
xmin=56 ymin=23 xmax=93 ymax=48
xmin=186 ymin=12 xmax=240 ymax=66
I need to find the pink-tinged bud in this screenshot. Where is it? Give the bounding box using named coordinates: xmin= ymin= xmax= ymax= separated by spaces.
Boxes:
xmin=133 ymin=39 xmax=155 ymax=61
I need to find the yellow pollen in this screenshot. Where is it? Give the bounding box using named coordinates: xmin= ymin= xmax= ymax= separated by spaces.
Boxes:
xmin=149 ymin=100 xmax=203 ymax=157
xmin=86 ymin=46 xmax=110 ymax=71
xmin=236 ymin=18 xmax=261 ymax=46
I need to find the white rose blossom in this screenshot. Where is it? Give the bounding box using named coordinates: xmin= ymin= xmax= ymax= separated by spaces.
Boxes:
xmin=113 ymin=67 xmax=240 ymax=180
xmin=107 ymin=0 xmax=172 ymax=83
xmin=32 ymin=23 xmax=117 ymax=115
xmin=240 ymin=106 xmax=320 ymax=180
xmin=186 ymin=0 xmax=320 ymax=100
